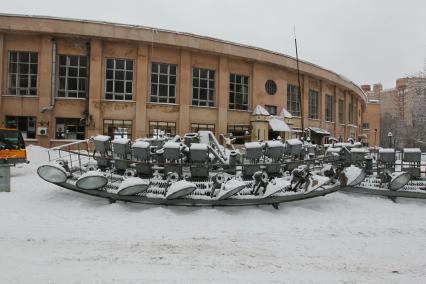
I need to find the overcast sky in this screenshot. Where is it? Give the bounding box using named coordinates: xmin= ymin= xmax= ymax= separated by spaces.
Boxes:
xmin=2 ymin=0 xmax=425 ymax=88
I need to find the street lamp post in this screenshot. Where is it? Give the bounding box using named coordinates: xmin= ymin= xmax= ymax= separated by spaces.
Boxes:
xmin=374 ymin=128 xmax=377 ymax=147
xmin=388 ymin=132 xmax=393 ymax=148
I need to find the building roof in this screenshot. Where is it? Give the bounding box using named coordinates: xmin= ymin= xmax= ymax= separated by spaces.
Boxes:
xmin=0 ymin=13 xmax=367 ymax=104
xmin=309 ymin=127 xmax=331 ymax=135
xmin=269 ymin=118 xmax=291 ymax=132
xmin=252 ymin=105 xmax=270 ymax=116
xmin=279 ymin=108 xmax=293 ymax=118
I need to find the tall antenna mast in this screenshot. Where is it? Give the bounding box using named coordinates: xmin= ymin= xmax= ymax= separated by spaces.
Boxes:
xmin=294 ymin=26 xmax=305 ymax=138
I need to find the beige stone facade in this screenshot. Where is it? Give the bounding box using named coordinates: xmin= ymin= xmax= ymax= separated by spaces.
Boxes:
xmin=360 ymin=84 xmax=381 ymax=147
xmin=375 ymin=77 xmax=426 ymax=148
xmin=0 ymin=14 xmax=366 ymax=147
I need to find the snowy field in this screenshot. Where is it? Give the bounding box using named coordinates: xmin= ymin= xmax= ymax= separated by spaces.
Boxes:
xmin=1 ymin=146 xmax=426 ymax=283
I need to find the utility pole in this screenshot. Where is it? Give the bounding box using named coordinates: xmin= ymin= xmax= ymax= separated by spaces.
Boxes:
xmin=294 ymin=27 xmax=304 ymax=139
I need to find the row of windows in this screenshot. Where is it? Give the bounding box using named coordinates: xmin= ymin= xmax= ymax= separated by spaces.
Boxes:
xmin=287 ymin=85 xmax=357 ymax=124
xmin=6 ymin=52 xmax=249 ymax=110
xmin=6 ymin=51 xmax=361 ymax=117
xmin=6 ymin=115 xmax=250 ymax=142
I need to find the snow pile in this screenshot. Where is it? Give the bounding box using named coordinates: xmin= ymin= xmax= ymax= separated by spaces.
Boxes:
xmin=252 ymin=105 xmax=270 ymax=116
xmin=1 ymin=146 xmax=426 ymax=283
xmin=164 ymin=141 xmax=181 ymax=149
xmin=112 ymin=137 xmax=130 ymax=145
xmin=279 ymin=107 xmax=293 ymax=118
xmin=93 ymin=135 xmax=111 ymax=142
xmin=286 ymin=139 xmax=302 ymax=146
xmin=132 ymin=140 xmax=150 ymax=148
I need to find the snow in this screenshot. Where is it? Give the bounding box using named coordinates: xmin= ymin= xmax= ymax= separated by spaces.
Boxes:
xmin=132 ymin=140 xmax=150 ymax=148
xmin=379 ymin=148 xmax=395 ymax=154
xmin=78 ymin=170 xmax=106 ymax=179
xmin=112 ymin=137 xmax=130 ymax=145
xmin=93 ymin=135 xmax=111 ymax=142
xmin=266 ymin=140 xmax=282 ymax=148
xmin=279 ymin=107 xmax=293 ymax=118
xmin=163 ymin=141 xmax=181 ymax=149
xmin=2 ymin=145 xmax=426 ymax=283
xmin=286 ymin=138 xmax=302 ymax=146
xmin=244 ymin=142 xmax=263 ymax=149
xmin=190 ymin=143 xmax=208 ymax=151
xmin=252 ymin=105 xmax=270 ymax=116
xmin=403 ymin=148 xmax=421 ymax=153
xmin=350 ymin=148 xmax=369 ymax=153
xmin=326 ymin=147 xmax=342 ymax=154
xmin=268 ymin=117 xmax=291 ymax=132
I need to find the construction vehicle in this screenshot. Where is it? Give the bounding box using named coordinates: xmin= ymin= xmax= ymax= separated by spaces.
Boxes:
xmin=0 ymin=128 xmax=28 ymax=165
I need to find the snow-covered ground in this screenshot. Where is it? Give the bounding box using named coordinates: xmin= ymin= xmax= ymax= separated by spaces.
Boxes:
xmin=1 ymin=146 xmax=426 ymax=283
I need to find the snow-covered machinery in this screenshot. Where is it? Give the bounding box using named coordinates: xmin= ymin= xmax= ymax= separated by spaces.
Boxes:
xmin=37 ymin=131 xmax=347 ymax=207
xmin=341 ymin=146 xmax=426 ymax=199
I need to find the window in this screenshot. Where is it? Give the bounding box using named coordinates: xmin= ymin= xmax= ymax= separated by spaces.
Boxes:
xmin=103 ymin=119 xmax=133 ymax=140
xmin=265 ymin=80 xmax=277 ymax=95
xmin=264 ymin=105 xmax=277 ymax=115
xmin=229 ymin=74 xmax=249 ymax=110
xmin=227 ymin=125 xmax=250 ymax=144
xmin=348 ymin=95 xmax=354 ymax=124
xmin=105 ymin=58 xmax=134 ymax=101
xmin=354 ymin=99 xmax=358 ymax=124
xmin=192 ymin=68 xmax=215 ymax=107
xmin=362 ymin=123 xmax=370 ymax=130
xmin=308 ymin=90 xmax=319 ymax=119
xmin=150 ymin=63 xmax=177 ymax=104
xmin=191 ymin=123 xmax=215 ymax=133
xmin=287 ymin=84 xmax=301 ymax=117
xmin=55 ymin=118 xmax=85 ymax=140
xmin=58 ymin=55 xmax=88 ymax=98
xmin=5 ymin=116 xmax=36 ymax=139
xmin=325 ymin=95 xmax=333 ymax=122
xmin=149 ymin=121 xmax=176 ymax=136
xmin=8 ymin=51 xmax=38 ymax=96
xmin=338 ymin=99 xmax=344 ymax=124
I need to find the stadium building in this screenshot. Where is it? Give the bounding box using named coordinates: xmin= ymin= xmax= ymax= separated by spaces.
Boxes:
xmin=0 ymin=14 xmax=367 ymax=147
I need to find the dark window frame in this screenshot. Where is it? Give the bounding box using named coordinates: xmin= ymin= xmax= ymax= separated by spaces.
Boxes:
xmin=150 ymin=62 xmax=177 ymax=104
xmin=308 ymin=89 xmax=319 ymax=119
xmin=105 ymin=58 xmax=134 ymax=101
xmin=5 ymin=116 xmax=37 ymax=139
xmin=287 ymin=84 xmax=301 ymax=117
xmin=264 ymin=105 xmax=277 ymax=115
xmin=227 ymin=124 xmax=251 ymax=144
xmin=149 ymin=121 xmax=176 ymax=136
xmin=7 ymin=51 xmax=38 ymax=96
xmin=103 ymin=119 xmax=133 ymax=140
xmin=55 ymin=117 xmax=86 ymax=140
xmin=265 ymin=80 xmax=277 ymax=95
xmin=191 ymin=123 xmax=215 ymax=133
xmin=192 ymin=67 xmax=215 ymax=107
xmin=57 ymin=55 xmax=88 ymax=99
xmin=348 ymin=95 xmax=354 ymax=124
xmin=338 ymin=99 xmax=345 ymax=124
xmin=229 ymin=73 xmax=249 ymax=111
xmin=325 ymin=94 xmax=334 ymax=122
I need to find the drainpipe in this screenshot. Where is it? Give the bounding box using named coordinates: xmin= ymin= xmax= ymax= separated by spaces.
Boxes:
xmin=84 ymin=41 xmax=92 ymax=127
xmin=41 ymin=38 xmax=57 ymax=113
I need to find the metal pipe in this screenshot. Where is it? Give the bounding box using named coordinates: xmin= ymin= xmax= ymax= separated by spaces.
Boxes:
xmin=84 ymin=41 xmax=91 ymax=127
xmin=51 ymin=38 xmax=57 ymax=107
xmin=294 ymin=29 xmax=304 ymax=139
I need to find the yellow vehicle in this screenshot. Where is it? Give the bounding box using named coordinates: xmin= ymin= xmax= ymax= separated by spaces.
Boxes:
xmin=0 ymin=128 xmax=28 ymax=165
